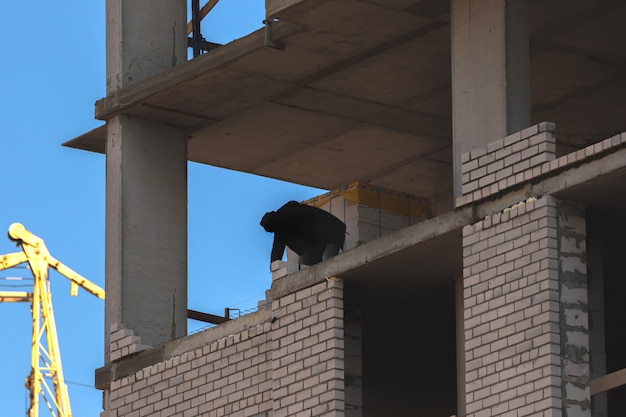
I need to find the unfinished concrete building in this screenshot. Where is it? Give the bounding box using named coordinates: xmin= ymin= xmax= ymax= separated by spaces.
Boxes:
xmin=64 ymin=0 xmax=626 ymax=416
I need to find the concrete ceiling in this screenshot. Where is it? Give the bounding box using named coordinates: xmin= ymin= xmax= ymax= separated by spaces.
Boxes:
xmin=64 ymin=0 xmax=626 ymax=205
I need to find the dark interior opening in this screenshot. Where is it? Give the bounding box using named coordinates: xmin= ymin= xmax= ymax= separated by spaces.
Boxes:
xmin=588 ymin=208 xmax=626 ymax=415
xmin=345 ymin=277 xmax=458 ymax=417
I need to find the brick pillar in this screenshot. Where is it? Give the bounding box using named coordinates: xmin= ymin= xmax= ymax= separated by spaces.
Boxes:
xmin=462 ymin=196 xmax=590 ymax=417
xmin=271 ymin=278 xmax=346 ymax=417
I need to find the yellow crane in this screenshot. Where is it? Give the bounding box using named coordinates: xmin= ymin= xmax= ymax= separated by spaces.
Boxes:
xmin=0 ymin=223 xmax=105 ymax=417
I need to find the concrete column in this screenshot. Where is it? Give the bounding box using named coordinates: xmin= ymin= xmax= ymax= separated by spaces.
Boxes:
xmin=104 ymin=0 xmax=188 ymax=359
xmin=106 ymin=0 xmax=187 ymax=93
xmin=105 ymin=116 xmax=188 ymax=348
xmin=451 ymin=0 xmax=531 ymax=198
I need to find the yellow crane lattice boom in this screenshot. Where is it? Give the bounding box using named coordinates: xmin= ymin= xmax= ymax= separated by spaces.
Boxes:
xmin=0 ymin=223 xmax=105 ymax=417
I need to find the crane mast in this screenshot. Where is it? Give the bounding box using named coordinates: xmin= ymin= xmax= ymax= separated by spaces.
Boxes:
xmin=0 ymin=223 xmax=105 ymax=417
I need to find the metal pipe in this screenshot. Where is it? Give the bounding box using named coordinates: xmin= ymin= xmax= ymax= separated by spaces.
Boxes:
xmin=191 ymin=0 xmax=202 ymax=57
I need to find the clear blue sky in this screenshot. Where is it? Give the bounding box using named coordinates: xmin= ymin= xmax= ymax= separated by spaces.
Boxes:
xmin=0 ymin=2 xmax=323 ymax=415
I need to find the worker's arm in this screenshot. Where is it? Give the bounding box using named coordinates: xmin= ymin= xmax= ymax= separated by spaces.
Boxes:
xmin=270 ymin=236 xmax=286 ymax=263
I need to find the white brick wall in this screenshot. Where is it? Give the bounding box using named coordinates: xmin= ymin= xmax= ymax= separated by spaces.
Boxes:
xmin=457 ymin=125 xmax=626 ymax=207
xmin=105 ymin=278 xmax=349 ymax=417
xmin=463 ymin=196 xmax=560 ymax=417
xmin=107 ymin=323 xmax=273 ymax=417
xmin=460 ymin=122 xmax=556 ymax=205
xmin=462 ymin=196 xmax=589 ymax=417
xmin=352 ymin=205 xmax=417 ymax=248
xmin=271 ymin=278 xmax=346 ymax=417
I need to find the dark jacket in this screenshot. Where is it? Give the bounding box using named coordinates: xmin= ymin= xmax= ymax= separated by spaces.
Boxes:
xmin=261 ymin=201 xmax=346 ymax=263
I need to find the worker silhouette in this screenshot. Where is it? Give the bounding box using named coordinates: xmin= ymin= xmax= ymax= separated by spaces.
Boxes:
xmin=260 ymin=201 xmax=346 ymax=266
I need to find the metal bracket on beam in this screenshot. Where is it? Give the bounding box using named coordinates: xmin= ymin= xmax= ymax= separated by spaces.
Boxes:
xmin=186 ymin=37 xmax=221 ymax=54
xmin=264 ymin=18 xmax=286 ymax=50
xmin=187 ymin=308 xmax=231 ymax=324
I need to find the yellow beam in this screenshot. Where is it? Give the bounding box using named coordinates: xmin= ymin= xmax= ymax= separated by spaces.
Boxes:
xmin=7 ymin=223 xmax=105 ymax=299
xmin=303 ymin=181 xmax=434 ymax=219
xmin=0 ymin=291 xmax=32 ymax=302
xmin=48 ymin=256 xmax=104 ymax=299
xmin=0 ymin=251 xmax=28 ymax=270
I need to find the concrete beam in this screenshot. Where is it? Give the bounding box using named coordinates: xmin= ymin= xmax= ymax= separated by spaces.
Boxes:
xmin=271 ymin=206 xmax=473 ymax=299
xmin=96 ymin=21 xmax=301 ymax=121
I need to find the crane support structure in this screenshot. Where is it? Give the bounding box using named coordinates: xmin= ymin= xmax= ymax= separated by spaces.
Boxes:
xmin=0 ymin=223 xmax=105 ymax=417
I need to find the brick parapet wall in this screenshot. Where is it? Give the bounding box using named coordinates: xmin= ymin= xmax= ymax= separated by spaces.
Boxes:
xmin=462 ymin=195 xmax=589 ymax=417
xmin=460 ymin=122 xmax=556 ymax=204
xmin=457 ymin=124 xmax=626 ymax=207
xmin=104 ymin=277 xmax=349 ymax=417
xmin=106 ymin=321 xmax=273 ymax=417
xmin=271 ymin=277 xmax=346 ymax=417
